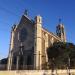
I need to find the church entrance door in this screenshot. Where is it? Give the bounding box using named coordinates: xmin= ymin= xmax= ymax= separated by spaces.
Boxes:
xmin=27 ymin=55 xmax=32 ymax=70
xmin=19 ymin=55 xmax=23 ymax=70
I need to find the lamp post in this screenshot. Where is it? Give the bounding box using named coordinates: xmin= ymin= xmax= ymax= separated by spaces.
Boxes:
xmin=68 ymin=57 xmax=71 ymax=75
xmin=51 ymin=58 xmax=55 ymax=75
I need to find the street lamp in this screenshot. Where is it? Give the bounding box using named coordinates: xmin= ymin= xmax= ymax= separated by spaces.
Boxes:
xmin=51 ymin=58 xmax=55 ymax=75
xmin=68 ymin=57 xmax=71 ymax=75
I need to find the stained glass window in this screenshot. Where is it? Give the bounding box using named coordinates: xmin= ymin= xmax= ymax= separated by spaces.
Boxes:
xmin=19 ymin=28 xmax=27 ymax=42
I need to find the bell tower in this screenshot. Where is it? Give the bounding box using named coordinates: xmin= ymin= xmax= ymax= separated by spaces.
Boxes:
xmin=34 ymin=15 xmax=42 ymax=69
xmin=56 ymin=18 xmax=66 ymax=42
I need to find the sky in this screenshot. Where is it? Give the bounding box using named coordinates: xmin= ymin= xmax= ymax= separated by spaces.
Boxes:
xmin=0 ymin=0 xmax=75 ymax=59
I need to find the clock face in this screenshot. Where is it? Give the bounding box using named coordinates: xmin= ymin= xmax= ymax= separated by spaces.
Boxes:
xmin=19 ymin=28 xmax=28 ymax=42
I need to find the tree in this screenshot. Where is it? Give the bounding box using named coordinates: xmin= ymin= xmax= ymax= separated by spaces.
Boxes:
xmin=0 ymin=58 xmax=7 ymax=64
xmin=47 ymin=42 xmax=75 ymax=69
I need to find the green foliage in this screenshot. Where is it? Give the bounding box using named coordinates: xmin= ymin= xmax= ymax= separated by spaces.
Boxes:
xmin=0 ymin=58 xmax=7 ymax=64
xmin=47 ymin=42 xmax=75 ymax=69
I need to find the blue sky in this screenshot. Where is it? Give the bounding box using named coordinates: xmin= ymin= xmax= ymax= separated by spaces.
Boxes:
xmin=0 ymin=0 xmax=75 ymax=59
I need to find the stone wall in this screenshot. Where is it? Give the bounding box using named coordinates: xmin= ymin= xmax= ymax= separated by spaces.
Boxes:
xmin=0 ymin=70 xmax=75 ymax=75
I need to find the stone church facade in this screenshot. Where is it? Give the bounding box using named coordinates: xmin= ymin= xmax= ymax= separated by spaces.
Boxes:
xmin=7 ymin=13 xmax=66 ymax=70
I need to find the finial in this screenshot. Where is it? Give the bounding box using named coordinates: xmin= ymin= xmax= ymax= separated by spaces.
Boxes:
xmin=12 ymin=24 xmax=16 ymax=31
xmin=24 ymin=9 xmax=28 ymax=16
xmin=59 ymin=18 xmax=62 ymax=24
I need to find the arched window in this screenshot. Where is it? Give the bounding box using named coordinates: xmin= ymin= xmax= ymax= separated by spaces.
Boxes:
xmin=19 ymin=28 xmax=27 ymax=42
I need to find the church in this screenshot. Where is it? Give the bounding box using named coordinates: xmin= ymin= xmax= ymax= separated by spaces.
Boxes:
xmin=7 ymin=11 xmax=66 ymax=70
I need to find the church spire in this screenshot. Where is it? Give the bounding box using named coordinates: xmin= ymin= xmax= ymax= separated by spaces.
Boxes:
xmin=56 ymin=19 xmax=66 ymax=42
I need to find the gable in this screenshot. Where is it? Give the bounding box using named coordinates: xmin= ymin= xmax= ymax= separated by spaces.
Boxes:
xmin=13 ymin=15 xmax=35 ymax=51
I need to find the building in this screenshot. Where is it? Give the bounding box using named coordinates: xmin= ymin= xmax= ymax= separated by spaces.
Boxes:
xmin=7 ymin=12 xmax=66 ymax=70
